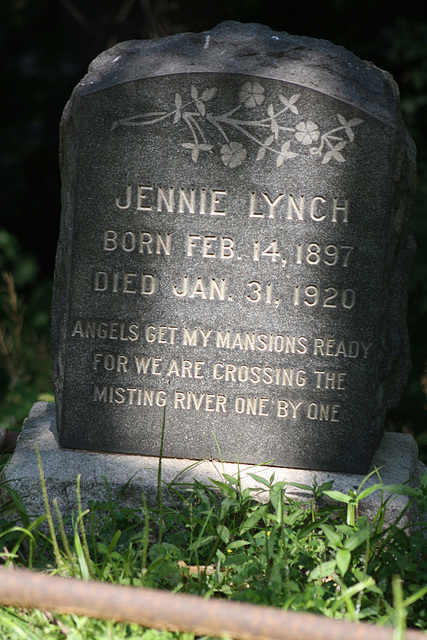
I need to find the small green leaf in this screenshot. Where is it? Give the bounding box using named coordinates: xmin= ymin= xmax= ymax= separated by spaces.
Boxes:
xmin=323 ymin=490 xmax=352 ymax=504
xmin=222 ymin=473 xmax=239 ymax=486
xmin=227 ymin=540 xmax=250 ymax=550
xmin=209 ymin=479 xmax=236 ymax=498
xmin=344 ymin=526 xmax=371 ymax=551
xmin=189 ymin=535 xmax=216 ymax=551
xmin=357 ymin=484 xmax=384 ymax=501
xmin=320 ymin=524 xmax=343 ymax=548
xmin=309 ymin=560 xmax=337 ymax=581
xmin=74 ymin=532 xmax=90 ymax=581
xmin=381 ymin=484 xmax=420 ymax=497
xmin=217 ymin=524 xmax=230 ymax=544
xmin=216 ymin=548 xmax=226 ymax=563
xmin=286 ymin=482 xmax=315 ymax=492
xmin=336 ymin=548 xmax=351 ymax=577
xmin=247 ymin=473 xmax=271 ymax=488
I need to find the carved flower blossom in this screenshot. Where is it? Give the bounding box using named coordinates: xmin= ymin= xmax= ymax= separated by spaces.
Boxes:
xmin=239 ymin=81 xmax=265 ymax=108
xmin=295 ymin=120 xmax=320 ymax=145
xmin=220 ymin=142 xmax=247 ymax=167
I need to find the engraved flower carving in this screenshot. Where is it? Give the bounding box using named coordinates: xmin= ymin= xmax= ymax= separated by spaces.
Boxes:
xmin=114 ymin=83 xmax=364 ymax=168
xmin=220 ymin=142 xmax=247 ymax=167
xmin=239 ymin=81 xmax=265 ymax=108
xmin=295 ymin=120 xmax=320 ymax=145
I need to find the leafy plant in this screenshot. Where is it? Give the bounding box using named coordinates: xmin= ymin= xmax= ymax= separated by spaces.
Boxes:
xmin=0 ymin=462 xmax=425 ymax=638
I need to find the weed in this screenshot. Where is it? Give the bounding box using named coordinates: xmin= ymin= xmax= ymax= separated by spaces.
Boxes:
xmin=0 ymin=464 xmax=425 ymax=638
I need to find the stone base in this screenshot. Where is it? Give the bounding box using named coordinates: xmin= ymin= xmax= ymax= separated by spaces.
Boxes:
xmin=1 ymin=402 xmax=426 ymax=530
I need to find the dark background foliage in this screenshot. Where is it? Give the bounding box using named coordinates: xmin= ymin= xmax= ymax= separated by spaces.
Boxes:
xmin=1 ymin=0 xmax=427 ymax=459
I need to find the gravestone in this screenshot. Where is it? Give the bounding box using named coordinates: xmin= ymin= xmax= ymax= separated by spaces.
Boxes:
xmin=52 ymin=21 xmax=416 ymax=473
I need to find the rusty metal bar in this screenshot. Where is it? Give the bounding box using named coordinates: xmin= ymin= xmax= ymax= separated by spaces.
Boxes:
xmin=0 ymin=567 xmax=423 ymax=640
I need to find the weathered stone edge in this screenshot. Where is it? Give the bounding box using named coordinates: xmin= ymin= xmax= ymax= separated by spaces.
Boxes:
xmin=2 ymin=403 xmax=425 ymax=531
xmin=80 ymin=21 xmax=400 ymax=127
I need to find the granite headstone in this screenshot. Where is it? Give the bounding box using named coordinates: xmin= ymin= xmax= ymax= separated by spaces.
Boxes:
xmin=52 ymin=22 xmax=416 ymax=473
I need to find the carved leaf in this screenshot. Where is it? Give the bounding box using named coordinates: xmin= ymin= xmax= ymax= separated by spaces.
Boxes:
xmin=175 ymin=93 xmax=182 ymax=109
xmin=173 ymin=111 xmax=181 ymax=124
xmin=196 ymin=100 xmax=206 ymax=116
xmin=264 ymin=135 xmax=275 ymax=147
xmin=276 ymin=153 xmax=285 ymax=167
xmin=333 ymin=153 xmax=345 ymax=162
xmin=201 ymin=87 xmax=217 ymax=101
xmin=117 ymin=112 xmax=167 ymax=126
xmin=267 ymin=104 xmax=275 ymax=118
xmin=338 ymin=115 xmax=353 ymax=140
xmin=334 ymin=141 xmax=348 ymax=151
xmin=280 ymin=141 xmax=297 ymax=159
xmin=191 ymin=85 xmax=198 ymax=100
xmin=256 ymin=146 xmax=267 ymax=161
xmin=337 ymin=114 xmax=363 ymax=141
xmin=181 ymin=143 xmax=198 ymax=161
xmin=289 ymin=93 xmax=301 ymax=115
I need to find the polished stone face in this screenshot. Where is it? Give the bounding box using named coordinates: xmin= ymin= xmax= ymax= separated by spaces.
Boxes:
xmin=52 ymin=23 xmax=415 ymax=472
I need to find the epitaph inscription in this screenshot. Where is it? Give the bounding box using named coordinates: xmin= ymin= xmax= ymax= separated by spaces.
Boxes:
xmin=54 ymin=36 xmax=414 ymax=474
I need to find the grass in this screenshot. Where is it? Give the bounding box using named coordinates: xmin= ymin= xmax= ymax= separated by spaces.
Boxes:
xmin=0 ymin=457 xmax=426 ymax=639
